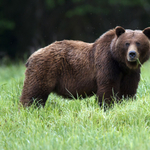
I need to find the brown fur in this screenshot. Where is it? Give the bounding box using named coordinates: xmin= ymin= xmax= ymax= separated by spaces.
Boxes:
xmin=20 ymin=26 xmax=150 ymax=109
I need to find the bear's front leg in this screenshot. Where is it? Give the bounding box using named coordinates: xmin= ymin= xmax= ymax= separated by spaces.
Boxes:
xmin=96 ymin=82 xmax=120 ymax=111
xmin=120 ymin=70 xmax=140 ymax=99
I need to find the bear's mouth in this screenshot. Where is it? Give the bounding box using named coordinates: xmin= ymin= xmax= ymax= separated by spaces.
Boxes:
xmin=126 ymin=59 xmax=139 ymax=69
xmin=127 ymin=58 xmax=138 ymax=62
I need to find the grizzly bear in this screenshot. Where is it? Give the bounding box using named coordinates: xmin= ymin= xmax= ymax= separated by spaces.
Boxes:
xmin=20 ymin=26 xmax=150 ymax=109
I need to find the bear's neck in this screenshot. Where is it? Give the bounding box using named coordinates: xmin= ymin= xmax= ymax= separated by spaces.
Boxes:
xmin=118 ymin=61 xmax=140 ymax=74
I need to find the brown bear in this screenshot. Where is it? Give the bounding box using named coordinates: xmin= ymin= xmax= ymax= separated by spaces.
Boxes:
xmin=20 ymin=26 xmax=150 ymax=109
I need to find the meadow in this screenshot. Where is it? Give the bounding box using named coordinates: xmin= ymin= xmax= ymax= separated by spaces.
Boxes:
xmin=1 ymin=61 xmax=150 ymax=150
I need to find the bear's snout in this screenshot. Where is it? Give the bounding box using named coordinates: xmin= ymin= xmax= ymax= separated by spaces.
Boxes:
xmin=127 ymin=45 xmax=139 ymax=62
xmin=129 ymin=51 xmax=137 ymax=60
xmin=127 ymin=50 xmax=138 ymax=62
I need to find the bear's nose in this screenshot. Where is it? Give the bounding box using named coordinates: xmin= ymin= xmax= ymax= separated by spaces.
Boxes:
xmin=129 ymin=51 xmax=136 ymax=59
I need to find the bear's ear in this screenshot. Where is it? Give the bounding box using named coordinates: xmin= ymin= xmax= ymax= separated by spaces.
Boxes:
xmin=143 ymin=27 xmax=150 ymax=40
xmin=115 ymin=26 xmax=125 ymax=37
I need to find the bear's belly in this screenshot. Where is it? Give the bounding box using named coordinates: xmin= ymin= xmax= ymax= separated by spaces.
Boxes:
xmin=54 ymin=79 xmax=97 ymax=98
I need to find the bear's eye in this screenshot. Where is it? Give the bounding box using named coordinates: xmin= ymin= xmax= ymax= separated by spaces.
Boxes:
xmin=136 ymin=42 xmax=140 ymax=47
xmin=125 ymin=43 xmax=130 ymax=47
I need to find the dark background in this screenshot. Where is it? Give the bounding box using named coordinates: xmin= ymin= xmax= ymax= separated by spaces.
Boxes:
xmin=1 ymin=0 xmax=150 ymax=60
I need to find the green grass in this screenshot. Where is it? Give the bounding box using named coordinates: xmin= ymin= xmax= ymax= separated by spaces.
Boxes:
xmin=1 ymin=61 xmax=150 ymax=150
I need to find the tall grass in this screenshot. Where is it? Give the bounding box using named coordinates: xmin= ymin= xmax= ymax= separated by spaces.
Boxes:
xmin=1 ymin=61 xmax=150 ymax=150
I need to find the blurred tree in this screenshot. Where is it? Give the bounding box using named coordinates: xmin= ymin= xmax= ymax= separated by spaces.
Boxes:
xmin=0 ymin=0 xmax=150 ymax=59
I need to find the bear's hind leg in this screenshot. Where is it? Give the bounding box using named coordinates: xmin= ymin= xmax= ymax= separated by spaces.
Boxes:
xmin=20 ymin=83 xmax=50 ymax=107
xmin=20 ymin=75 xmax=56 ymax=107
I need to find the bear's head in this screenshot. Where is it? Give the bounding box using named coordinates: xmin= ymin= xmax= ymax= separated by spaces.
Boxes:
xmin=111 ymin=26 xmax=150 ymax=70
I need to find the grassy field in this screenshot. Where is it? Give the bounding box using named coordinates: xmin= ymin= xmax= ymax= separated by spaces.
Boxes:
xmin=1 ymin=61 xmax=150 ymax=150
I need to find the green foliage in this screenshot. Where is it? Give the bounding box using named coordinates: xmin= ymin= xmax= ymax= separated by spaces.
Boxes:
xmin=46 ymin=0 xmax=66 ymax=9
xmin=1 ymin=61 xmax=150 ymax=149
xmin=66 ymin=4 xmax=107 ymax=17
xmin=0 ymin=20 xmax=15 ymax=33
xmin=45 ymin=0 xmax=56 ymax=9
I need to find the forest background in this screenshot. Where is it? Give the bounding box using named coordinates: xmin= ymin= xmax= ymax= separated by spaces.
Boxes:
xmin=1 ymin=0 xmax=150 ymax=60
